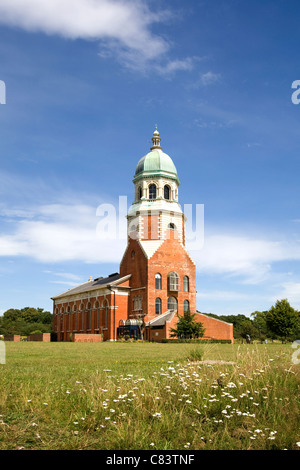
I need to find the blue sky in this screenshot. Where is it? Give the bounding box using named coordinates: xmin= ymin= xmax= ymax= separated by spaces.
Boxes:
xmin=0 ymin=0 xmax=300 ymax=316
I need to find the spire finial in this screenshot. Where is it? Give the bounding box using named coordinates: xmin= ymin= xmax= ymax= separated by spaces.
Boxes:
xmin=151 ymin=125 xmax=162 ymax=150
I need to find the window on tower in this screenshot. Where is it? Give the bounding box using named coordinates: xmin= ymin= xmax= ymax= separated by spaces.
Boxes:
xmin=138 ymin=186 xmax=142 ymax=199
xmin=183 ymin=276 xmax=189 ymax=292
xmin=164 ymin=185 xmax=170 ymax=200
xmin=168 ymin=272 xmax=179 ymax=291
xmin=155 ymin=273 xmax=162 ymax=289
xmin=168 ymin=296 xmax=178 ymax=311
xmin=149 ymin=184 xmax=157 ymax=199
xmin=155 ymin=298 xmax=162 ymax=315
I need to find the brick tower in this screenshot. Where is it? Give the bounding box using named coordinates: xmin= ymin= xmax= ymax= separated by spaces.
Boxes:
xmin=120 ymin=128 xmax=196 ymax=331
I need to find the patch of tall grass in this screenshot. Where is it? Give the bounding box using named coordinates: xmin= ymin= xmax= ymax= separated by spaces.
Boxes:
xmin=0 ymin=342 xmax=299 ymax=450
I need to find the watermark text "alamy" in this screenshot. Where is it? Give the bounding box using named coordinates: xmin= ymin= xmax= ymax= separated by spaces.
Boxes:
xmin=96 ymin=196 xmax=204 ymax=246
xmin=0 ymin=80 xmax=6 ymax=105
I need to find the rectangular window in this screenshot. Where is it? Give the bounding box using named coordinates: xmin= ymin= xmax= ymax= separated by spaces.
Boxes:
xmin=133 ymin=296 xmax=142 ymax=311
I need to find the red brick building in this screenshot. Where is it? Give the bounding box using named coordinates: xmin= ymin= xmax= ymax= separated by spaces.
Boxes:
xmin=52 ymin=129 xmax=234 ymax=343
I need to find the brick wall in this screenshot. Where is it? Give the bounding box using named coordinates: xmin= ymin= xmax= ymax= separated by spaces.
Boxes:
xmin=4 ymin=335 xmax=21 ymax=342
xmin=197 ymin=313 xmax=234 ymax=343
xmin=165 ymin=312 xmax=234 ymax=343
xmin=27 ymin=333 xmax=51 ymax=342
xmin=72 ymin=333 xmax=102 ymax=343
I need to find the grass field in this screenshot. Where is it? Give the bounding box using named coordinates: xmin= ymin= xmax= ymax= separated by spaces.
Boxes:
xmin=0 ymin=341 xmax=299 ymax=450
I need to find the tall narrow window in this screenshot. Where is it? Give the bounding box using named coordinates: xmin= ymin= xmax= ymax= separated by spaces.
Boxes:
xmin=168 ymin=272 xmax=179 ymax=291
xmin=184 ymin=300 xmax=190 ymax=313
xmin=149 ymin=184 xmax=157 ymax=199
xmin=80 ymin=304 xmax=84 ymax=331
xmin=183 ymin=276 xmax=189 ymax=292
xmin=74 ymin=306 xmax=77 ymax=332
xmin=155 ymin=298 xmax=162 ymax=315
xmin=133 ymin=296 xmax=142 ymax=311
xmin=155 ymin=273 xmax=162 ymax=289
xmin=164 ymin=185 xmax=170 ymax=200
xmin=138 ymin=186 xmax=142 ymax=199
xmin=67 ymin=306 xmax=71 ymax=331
xmin=95 ymin=301 xmax=100 ymax=330
xmin=104 ymin=300 xmax=109 ymax=329
xmin=87 ymin=302 xmax=91 ymax=330
xmin=168 ymin=296 xmax=178 ymax=311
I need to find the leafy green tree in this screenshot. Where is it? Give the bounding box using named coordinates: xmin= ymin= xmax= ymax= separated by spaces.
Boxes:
xmin=239 ymin=319 xmax=259 ymax=341
xmin=0 ymin=307 xmax=53 ymax=336
xmin=251 ymin=310 xmax=269 ymax=341
xmin=170 ymin=311 xmax=205 ymax=339
xmin=266 ymin=299 xmax=300 ymax=342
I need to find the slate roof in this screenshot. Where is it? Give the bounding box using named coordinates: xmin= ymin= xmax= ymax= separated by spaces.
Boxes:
xmin=145 ymin=310 xmax=176 ymax=327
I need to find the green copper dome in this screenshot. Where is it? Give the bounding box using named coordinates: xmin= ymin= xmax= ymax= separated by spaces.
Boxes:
xmin=134 ymin=129 xmax=179 ymax=184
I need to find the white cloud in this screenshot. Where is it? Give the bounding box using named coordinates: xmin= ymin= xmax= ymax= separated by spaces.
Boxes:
xmin=0 ymin=0 xmax=197 ymax=73
xmin=0 ymin=203 xmax=126 ymax=263
xmin=198 ymin=71 xmax=221 ymax=86
xmin=197 ymin=290 xmax=250 ymax=301
xmin=154 ymin=57 xmax=196 ymax=76
xmin=275 ymin=282 xmax=300 ymax=309
xmin=188 ymin=233 xmax=300 ymax=284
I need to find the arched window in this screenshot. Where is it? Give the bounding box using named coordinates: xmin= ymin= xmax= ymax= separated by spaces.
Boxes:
xmin=87 ymin=302 xmax=92 ymax=330
xmin=168 ymin=223 xmax=176 ymax=230
xmin=79 ymin=303 xmax=84 ymax=331
xmin=155 ymin=273 xmax=162 ymax=289
xmin=149 ymin=184 xmax=157 ymax=199
xmin=183 ymin=276 xmax=189 ymax=292
xmin=95 ymin=301 xmax=100 ymax=330
xmin=168 ymin=271 xmax=179 ymax=291
xmin=103 ymin=300 xmax=109 ymax=329
xmin=67 ymin=307 xmax=71 ymax=331
xmin=164 ymin=185 xmax=170 ymax=200
xmin=74 ymin=306 xmax=78 ymax=332
xmin=155 ymin=298 xmax=162 ymax=315
xmin=168 ymin=296 xmax=178 ymax=311
xmin=184 ymin=300 xmax=190 ymax=313
xmin=138 ymin=186 xmax=142 ymax=199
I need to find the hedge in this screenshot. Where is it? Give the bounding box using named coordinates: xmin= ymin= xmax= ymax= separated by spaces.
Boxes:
xmin=161 ymin=338 xmax=232 ymax=344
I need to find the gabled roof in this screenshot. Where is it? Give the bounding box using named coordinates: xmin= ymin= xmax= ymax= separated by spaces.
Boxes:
xmin=51 ymin=273 xmax=131 ymax=300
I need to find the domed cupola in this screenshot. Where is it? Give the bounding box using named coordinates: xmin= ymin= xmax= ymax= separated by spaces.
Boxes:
xmin=134 ymin=127 xmax=180 ymax=186
xmin=127 ymin=128 xmax=185 ymax=246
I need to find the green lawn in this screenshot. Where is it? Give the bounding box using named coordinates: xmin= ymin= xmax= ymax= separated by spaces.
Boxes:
xmin=0 ymin=341 xmax=299 ymax=450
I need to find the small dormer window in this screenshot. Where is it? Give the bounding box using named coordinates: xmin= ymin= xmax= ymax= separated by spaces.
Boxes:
xmin=149 ymin=184 xmax=157 ymax=199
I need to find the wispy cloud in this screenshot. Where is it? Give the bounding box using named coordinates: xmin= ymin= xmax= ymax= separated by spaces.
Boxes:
xmin=197 ymin=71 xmax=221 ymax=86
xmin=188 ymin=232 xmax=300 ymax=284
xmin=0 ymin=0 xmax=197 ymax=75
xmin=0 ymin=203 xmax=126 ymax=264
xmin=275 ymin=282 xmax=300 ymax=309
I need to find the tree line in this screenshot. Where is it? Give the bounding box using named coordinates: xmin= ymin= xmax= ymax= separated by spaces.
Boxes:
xmin=201 ymin=299 xmax=300 ymax=343
xmin=0 ymin=298 xmax=299 ymax=342
xmin=0 ymin=307 xmax=52 ymax=336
